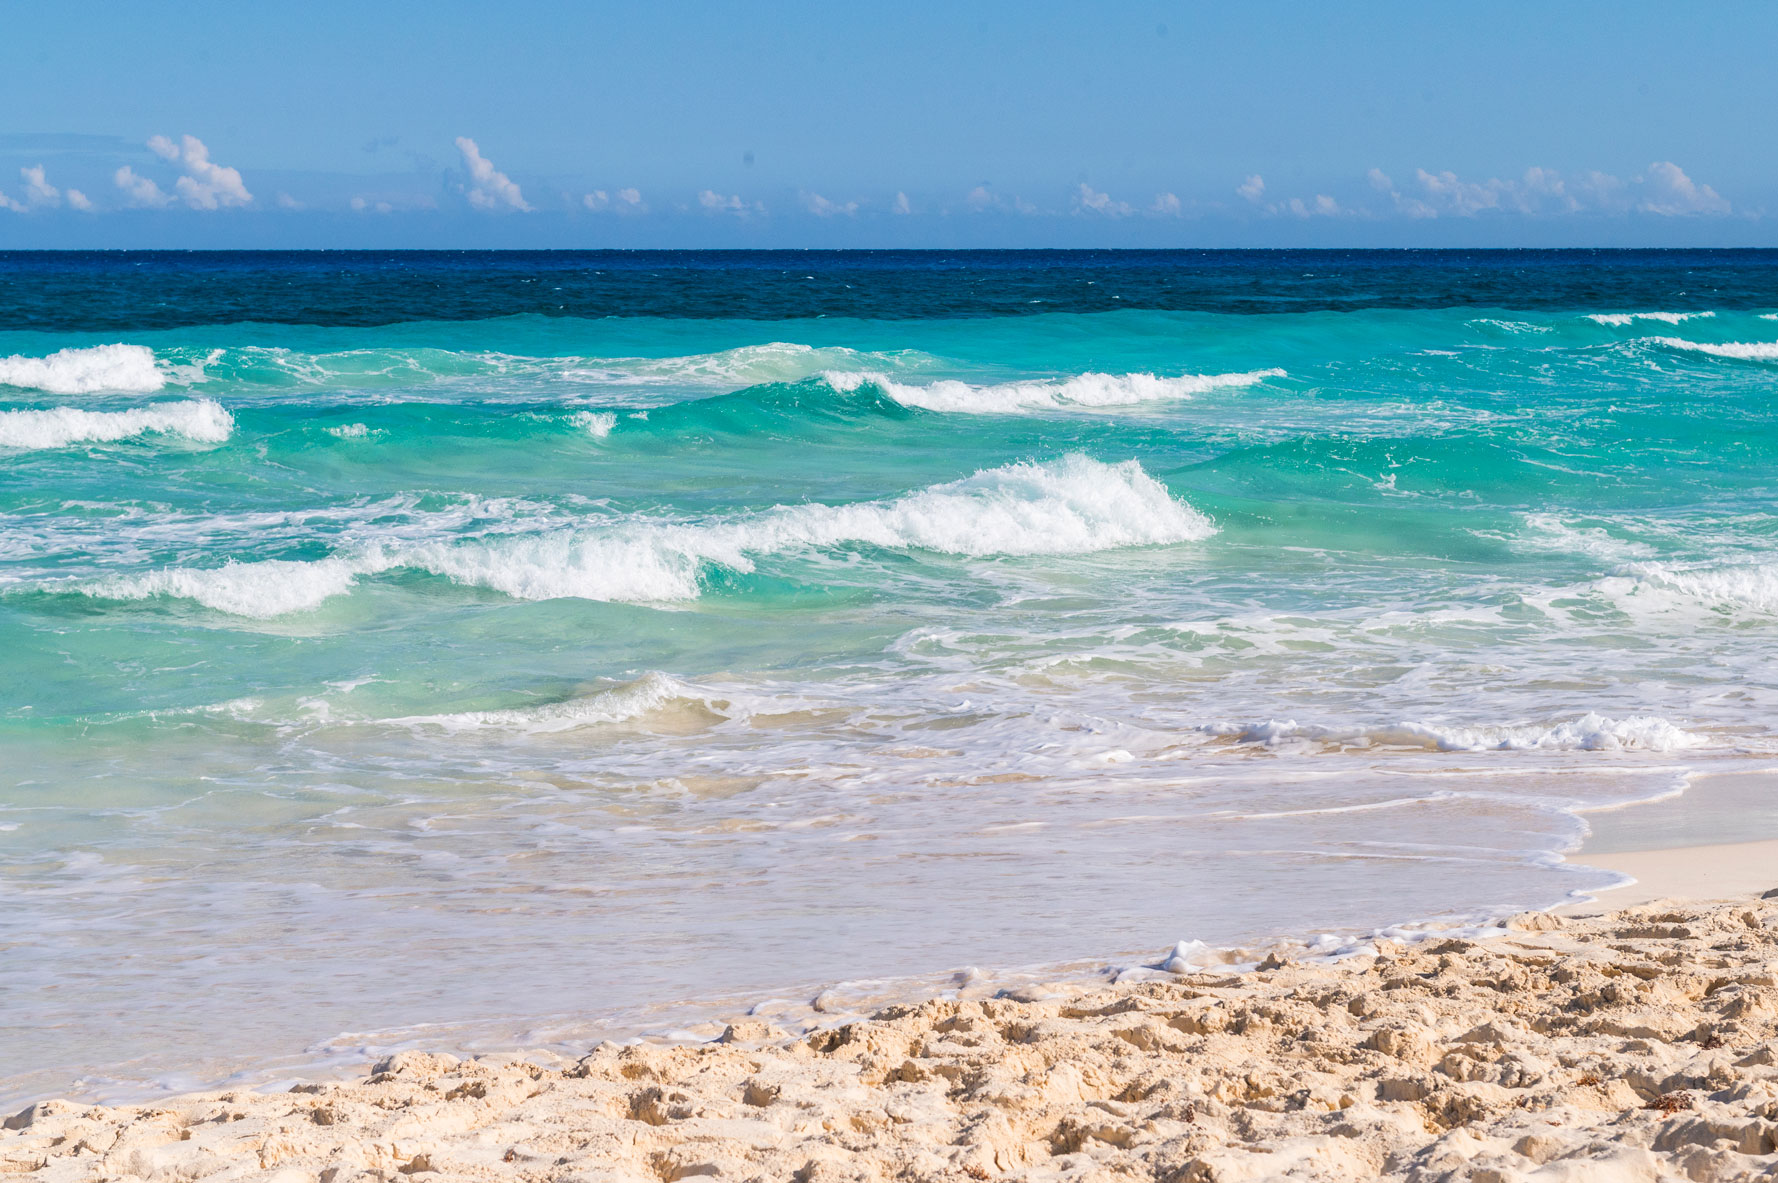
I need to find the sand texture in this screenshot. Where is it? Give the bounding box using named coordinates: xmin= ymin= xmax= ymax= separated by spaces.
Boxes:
xmin=7 ymin=896 xmax=1778 ymax=1183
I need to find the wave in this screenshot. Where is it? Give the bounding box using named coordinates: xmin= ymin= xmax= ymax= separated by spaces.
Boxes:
xmin=1647 ymin=336 xmax=1778 ymax=361
xmin=148 ymin=341 xmax=935 ymax=394
xmin=0 ymin=344 xmax=166 ymax=395
xmin=0 ymin=400 xmax=233 ymax=451
xmin=399 ymin=671 xmax=714 ymax=733
xmin=1586 ymin=311 xmax=1714 ymax=326
xmin=565 ymin=343 xmax=932 ymax=388
xmin=1623 ymin=561 xmax=1778 ymax=615
xmin=86 ymin=556 xmax=364 ymax=618
xmin=1210 ymin=713 xmax=1705 ymax=753
xmin=72 ymin=455 xmax=1215 ymax=616
xmin=1512 ymin=514 xmax=1655 ymax=562
xmin=823 ymin=368 xmax=1283 ymax=414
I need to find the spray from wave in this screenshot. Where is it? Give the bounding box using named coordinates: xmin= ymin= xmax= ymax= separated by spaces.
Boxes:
xmin=0 ymin=400 xmax=234 ymax=451
xmin=823 ymin=369 xmax=1284 ymax=414
xmin=0 ymin=344 xmax=166 ymax=395
xmin=73 ymin=455 xmax=1214 ymax=616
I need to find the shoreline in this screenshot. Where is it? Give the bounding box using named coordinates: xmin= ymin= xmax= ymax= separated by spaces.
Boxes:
xmin=6 ymin=768 xmax=1764 ymax=1117
xmin=8 ymin=890 xmax=1775 ymax=1180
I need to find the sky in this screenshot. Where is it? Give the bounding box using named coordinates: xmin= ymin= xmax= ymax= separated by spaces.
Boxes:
xmin=2 ymin=0 xmax=1776 ymax=249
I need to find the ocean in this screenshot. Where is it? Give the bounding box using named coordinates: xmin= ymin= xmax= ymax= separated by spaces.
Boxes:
xmin=2 ymin=249 xmax=1774 ymax=1106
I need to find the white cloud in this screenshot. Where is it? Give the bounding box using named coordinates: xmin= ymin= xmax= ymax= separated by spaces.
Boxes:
xmin=584 ymin=188 xmax=646 ymax=213
xmin=21 ymin=165 xmax=60 ymax=207
xmin=136 ymin=134 xmax=252 ymax=209
xmin=455 ymin=137 xmax=530 ymax=212
xmin=276 ymin=192 xmax=304 ymax=210
xmin=964 ymin=185 xmax=1039 ymax=215
xmin=350 ymin=196 xmax=395 ymax=214
xmin=803 ymin=191 xmax=859 ymax=217
xmin=114 ymin=165 xmax=171 ymax=208
xmin=9 ymin=165 xmax=90 ymax=211
xmin=1237 ymin=174 xmax=1265 ymax=203
xmin=1151 ymin=192 xmax=1182 ymax=216
xmin=1638 ymin=161 xmax=1729 ymax=216
xmin=892 ymin=191 xmax=912 ymax=215
xmin=1075 ymin=182 xmax=1132 ymax=217
xmin=1364 ymin=162 xmax=1728 ymax=219
xmin=1415 ymin=169 xmax=1500 ymax=216
xmin=1277 ymin=194 xmax=1342 ymax=218
xmin=698 ymin=189 xmax=763 ymax=216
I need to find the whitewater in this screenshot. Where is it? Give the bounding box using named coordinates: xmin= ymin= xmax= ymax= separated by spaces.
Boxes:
xmin=4 ymin=249 xmax=1778 ymax=1109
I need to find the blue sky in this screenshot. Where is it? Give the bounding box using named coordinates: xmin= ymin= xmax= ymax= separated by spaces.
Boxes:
xmin=2 ymin=0 xmax=1775 ymax=247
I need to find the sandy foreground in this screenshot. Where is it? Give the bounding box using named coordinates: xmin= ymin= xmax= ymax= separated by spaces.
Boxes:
xmin=7 ymin=887 xmax=1778 ymax=1183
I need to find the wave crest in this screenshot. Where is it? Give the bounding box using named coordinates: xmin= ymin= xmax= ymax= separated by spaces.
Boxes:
xmin=1648 ymin=336 xmax=1778 ymax=361
xmin=1586 ymin=311 xmax=1714 ymax=326
xmin=0 ymin=344 xmax=166 ymax=394
xmin=71 ymin=455 xmax=1213 ymax=616
xmin=401 ymin=672 xmax=715 ymax=733
xmin=1624 ymin=562 xmax=1778 ymax=614
xmin=0 ymin=400 xmax=234 ymax=451
xmin=823 ymin=369 xmax=1283 ymax=414
xmin=86 ymin=556 xmax=363 ymax=618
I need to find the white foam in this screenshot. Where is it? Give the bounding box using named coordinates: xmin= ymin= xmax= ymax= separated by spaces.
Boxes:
xmin=571 ymin=410 xmax=616 ymax=438
xmin=74 ymin=456 xmax=1214 ymax=615
xmin=1514 ymin=514 xmax=1655 ymax=562
xmin=1625 ymin=561 xmax=1778 ymax=614
xmin=1648 ymin=336 xmax=1778 ymax=361
xmin=0 ymin=344 xmax=165 ymax=394
xmin=325 ymin=423 xmax=372 ymax=439
xmin=405 ymin=672 xmax=708 ymax=733
xmin=823 ymin=369 xmax=1284 ymax=414
xmin=0 ymin=400 xmax=233 ymax=451
xmin=86 ymin=556 xmax=365 ymax=618
xmin=565 ymin=342 xmax=934 ymax=388
xmin=1213 ymin=712 xmax=1705 ymax=753
xmin=1586 ymin=311 xmax=1714 ymax=326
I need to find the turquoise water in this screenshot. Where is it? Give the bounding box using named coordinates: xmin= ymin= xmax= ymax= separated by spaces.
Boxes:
xmin=4 ymin=254 xmax=1778 ymax=1105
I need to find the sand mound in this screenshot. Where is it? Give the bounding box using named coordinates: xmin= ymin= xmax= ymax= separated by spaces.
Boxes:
xmin=7 ymin=897 xmax=1778 ymax=1181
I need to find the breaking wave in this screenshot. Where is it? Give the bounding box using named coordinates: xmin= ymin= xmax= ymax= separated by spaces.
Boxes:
xmin=152 ymin=341 xmax=936 ymax=394
xmin=1623 ymin=561 xmax=1778 ymax=615
xmin=1648 ymin=337 xmax=1778 ymax=361
xmin=1586 ymin=311 xmax=1714 ymax=327
xmin=0 ymin=400 xmax=234 ymax=451
xmin=0 ymin=344 xmax=166 ymax=395
xmin=823 ymin=369 xmax=1284 ymax=414
xmin=72 ymin=455 xmax=1214 ymax=616
xmin=399 ymin=672 xmax=714 ymax=733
